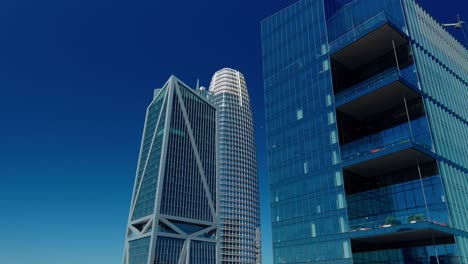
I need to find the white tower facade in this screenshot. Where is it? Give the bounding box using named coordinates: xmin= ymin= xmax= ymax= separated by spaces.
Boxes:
xmin=209 ymin=68 xmax=261 ymax=264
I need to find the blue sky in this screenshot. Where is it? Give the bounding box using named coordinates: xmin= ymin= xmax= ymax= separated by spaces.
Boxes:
xmin=0 ymin=0 xmax=466 ymax=263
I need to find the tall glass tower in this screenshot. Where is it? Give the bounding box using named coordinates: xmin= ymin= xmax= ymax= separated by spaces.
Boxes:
xmin=262 ymin=0 xmax=468 ymax=263
xmin=123 ymin=75 xmax=218 ymax=264
xmin=209 ymin=68 xmax=261 ymax=264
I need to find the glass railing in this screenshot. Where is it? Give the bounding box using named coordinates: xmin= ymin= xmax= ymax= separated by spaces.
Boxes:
xmin=335 ymin=65 xmax=419 ymax=102
xmin=329 ymin=11 xmax=406 ymax=53
xmin=335 ymin=67 xmax=398 ymax=100
xmin=341 ymin=117 xmax=433 ymax=162
xmin=399 ymin=64 xmax=419 ymax=87
xmin=327 ymin=0 xmax=407 ymax=41
xmin=353 ymin=243 xmax=462 ymax=263
xmin=348 ymin=205 xmax=450 ymax=233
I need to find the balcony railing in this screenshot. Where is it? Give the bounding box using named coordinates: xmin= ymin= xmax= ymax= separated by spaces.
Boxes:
xmin=329 ymin=11 xmax=406 ymax=53
xmin=348 ymin=205 xmax=450 ymax=233
xmin=337 ymin=67 xmax=398 ymax=99
xmin=341 ymin=117 xmax=433 ymax=162
xmin=335 ymin=65 xmax=418 ymax=103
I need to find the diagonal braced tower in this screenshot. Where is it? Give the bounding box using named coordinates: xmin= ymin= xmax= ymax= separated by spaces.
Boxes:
xmin=123 ymin=75 xmax=219 ymax=264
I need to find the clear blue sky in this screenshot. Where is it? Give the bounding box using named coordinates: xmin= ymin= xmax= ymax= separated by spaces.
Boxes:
xmin=0 ymin=1 xmax=466 ymax=263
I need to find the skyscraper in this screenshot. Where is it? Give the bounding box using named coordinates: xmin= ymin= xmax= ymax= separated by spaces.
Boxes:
xmin=209 ymin=68 xmax=261 ymax=263
xmin=123 ymin=75 xmax=218 ymax=264
xmin=262 ymin=0 xmax=468 ymax=263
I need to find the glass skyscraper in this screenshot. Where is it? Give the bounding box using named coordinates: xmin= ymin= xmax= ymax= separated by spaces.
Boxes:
xmin=209 ymin=68 xmax=261 ymax=264
xmin=123 ymin=75 xmax=218 ymax=264
xmin=261 ymin=0 xmax=468 ymax=263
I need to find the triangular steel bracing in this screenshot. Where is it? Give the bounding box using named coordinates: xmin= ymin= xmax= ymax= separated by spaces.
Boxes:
xmin=124 ymin=76 xmax=218 ymax=264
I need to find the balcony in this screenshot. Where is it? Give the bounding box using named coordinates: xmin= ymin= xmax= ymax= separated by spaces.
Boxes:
xmin=335 ymin=66 xmax=420 ymax=119
xmin=340 ymin=115 xmax=433 ymax=162
xmin=342 ymin=140 xmax=435 ymax=177
xmin=348 ymin=206 xmax=450 ymax=231
xmin=350 ymin=221 xmax=456 ymax=252
xmin=329 ymin=10 xmax=414 ymax=97
xmin=329 ymin=11 xmax=408 ymax=62
xmin=346 ymin=171 xmax=451 ymax=232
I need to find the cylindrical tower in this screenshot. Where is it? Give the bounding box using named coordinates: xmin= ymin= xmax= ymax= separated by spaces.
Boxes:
xmin=209 ymin=68 xmax=261 ymax=264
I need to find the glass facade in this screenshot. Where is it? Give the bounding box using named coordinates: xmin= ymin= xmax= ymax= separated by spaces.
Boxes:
xmin=262 ymin=1 xmax=350 ymax=262
xmin=209 ymin=68 xmax=261 ymax=264
xmin=402 ymin=0 xmax=468 ymax=260
xmin=262 ymin=0 xmax=468 ymax=263
xmin=123 ymin=76 xmax=218 ymax=264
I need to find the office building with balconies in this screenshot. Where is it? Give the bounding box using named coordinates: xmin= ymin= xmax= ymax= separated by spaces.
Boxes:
xmin=261 ymin=0 xmax=468 ymax=263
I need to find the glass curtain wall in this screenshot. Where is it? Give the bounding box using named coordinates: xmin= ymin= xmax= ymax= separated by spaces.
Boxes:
xmin=262 ymin=0 xmax=350 ymax=263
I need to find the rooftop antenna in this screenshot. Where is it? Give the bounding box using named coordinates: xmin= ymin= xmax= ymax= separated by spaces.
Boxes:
xmin=196 ymin=78 xmax=200 ymax=90
xmin=443 ymin=14 xmax=468 ymax=46
xmin=442 ymin=14 xmax=465 ymax=29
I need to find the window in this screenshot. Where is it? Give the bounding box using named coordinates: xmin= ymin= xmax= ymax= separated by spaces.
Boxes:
xmin=328 ymin=111 xmax=335 ymax=124
xmin=311 ymin=223 xmax=316 ymax=237
xmin=296 ymin=108 xmax=303 ymax=120
xmin=337 ymin=193 xmax=345 ymax=209
xmin=343 ymin=241 xmax=351 ymax=258
xmin=332 ymin=150 xmax=339 ymax=164
xmin=335 ymin=171 xmax=343 ymax=186
xmin=330 ymin=130 xmax=337 ymax=144
xmin=339 ymin=216 xmax=346 ymax=233
xmin=326 ymin=94 xmax=332 ymax=106
xmin=321 ymin=44 xmax=328 ymax=55
xmin=323 ymin=59 xmax=330 ymax=71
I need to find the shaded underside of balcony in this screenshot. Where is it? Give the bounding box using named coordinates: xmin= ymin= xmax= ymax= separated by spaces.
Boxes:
xmin=330 ymin=21 xmax=408 ymax=68
xmin=350 ymin=222 xmax=457 ymax=253
xmin=341 ymin=141 xmax=435 ymax=177
xmin=336 ymin=76 xmax=421 ymax=120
